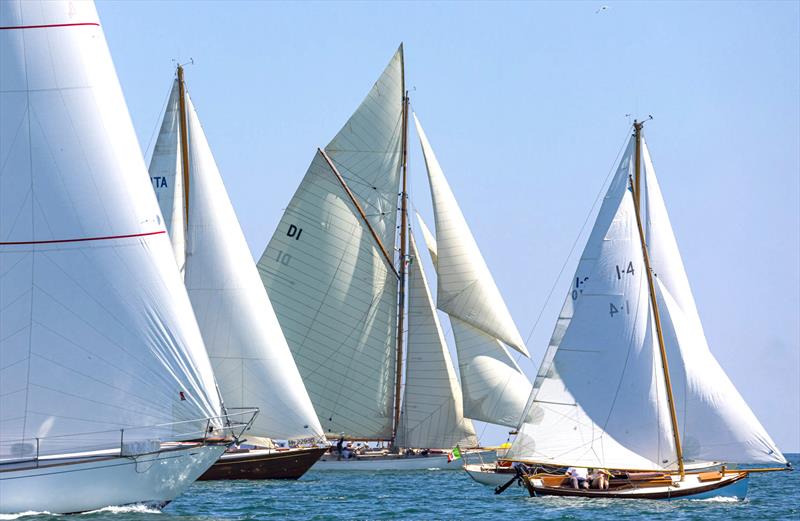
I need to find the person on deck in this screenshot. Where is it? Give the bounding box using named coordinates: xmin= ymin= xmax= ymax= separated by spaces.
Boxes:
xmin=590 ymin=468 xmax=611 ymax=490
xmin=336 ymin=435 xmax=344 ymax=461
xmin=565 ymin=467 xmax=589 ymax=489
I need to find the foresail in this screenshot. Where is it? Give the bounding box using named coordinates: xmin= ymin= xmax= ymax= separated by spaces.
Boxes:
xmin=643 ymin=144 xmax=785 ymax=464
xmin=396 ymin=237 xmax=478 ymax=449
xmin=148 ymin=79 xmax=186 ymax=274
xmin=0 ymin=0 xmax=221 ymax=452
xmin=414 ymin=114 xmax=529 ymax=356
xmin=508 ymin=140 xmax=677 ymax=470
xmin=416 ymin=211 xmax=438 ymax=267
xmin=177 ymin=95 xmax=324 ymax=441
xmin=450 ymin=317 xmax=532 ymax=429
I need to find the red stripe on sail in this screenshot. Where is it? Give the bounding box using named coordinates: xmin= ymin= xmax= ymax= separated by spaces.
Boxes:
xmin=0 ymin=22 xmax=99 ymax=30
xmin=0 ymin=230 xmax=166 ymax=246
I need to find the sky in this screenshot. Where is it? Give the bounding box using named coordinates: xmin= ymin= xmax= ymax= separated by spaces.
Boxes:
xmin=97 ymin=0 xmax=799 ymax=453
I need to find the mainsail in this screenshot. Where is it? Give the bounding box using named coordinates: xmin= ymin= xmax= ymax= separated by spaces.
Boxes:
xmin=396 ymin=237 xmax=478 ymax=448
xmin=259 ymin=48 xmax=404 ymax=439
xmin=0 ymin=0 xmax=222 ymax=452
xmin=508 ymin=131 xmax=786 ymax=469
xmin=148 ymin=77 xmax=323 ymax=441
xmin=414 ymin=115 xmax=529 ymax=356
xmin=416 ymin=214 xmax=531 ymax=429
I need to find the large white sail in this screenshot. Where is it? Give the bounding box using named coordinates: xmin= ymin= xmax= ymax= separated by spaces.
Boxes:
xmin=508 ymin=140 xmax=677 ymax=470
xmin=414 ymin=115 xmax=529 ymax=356
xmin=642 ymin=142 xmax=785 ymax=465
xmin=148 ymin=86 xmax=324 ymax=441
xmin=415 ymin=213 xmax=531 ymax=428
xmin=0 ymin=0 xmax=222 ymax=453
xmin=148 ymin=80 xmax=186 ymax=274
xmin=258 ymin=48 xmax=404 ymax=439
xmin=396 ymin=237 xmax=478 ymax=449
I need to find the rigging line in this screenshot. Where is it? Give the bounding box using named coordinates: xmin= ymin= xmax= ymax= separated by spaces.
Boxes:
xmin=522 ymin=128 xmax=633 ymax=347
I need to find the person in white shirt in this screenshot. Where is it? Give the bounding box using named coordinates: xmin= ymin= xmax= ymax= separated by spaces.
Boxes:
xmin=565 ymin=467 xmax=589 ymax=489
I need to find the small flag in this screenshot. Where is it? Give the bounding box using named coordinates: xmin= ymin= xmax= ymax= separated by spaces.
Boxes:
xmin=447 ymin=446 xmax=462 ymax=463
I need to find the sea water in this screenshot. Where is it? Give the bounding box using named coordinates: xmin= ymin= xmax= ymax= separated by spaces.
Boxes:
xmin=2 ymin=454 xmax=797 ymax=520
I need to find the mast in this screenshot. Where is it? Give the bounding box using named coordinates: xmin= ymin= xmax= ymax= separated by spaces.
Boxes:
xmin=630 ymin=120 xmax=685 ymax=478
xmin=177 ymin=64 xmax=191 ymax=228
xmin=392 ymin=46 xmax=409 ymax=446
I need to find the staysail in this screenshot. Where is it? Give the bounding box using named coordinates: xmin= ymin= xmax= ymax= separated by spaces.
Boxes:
xmin=258 ymin=48 xmax=404 ymax=439
xmin=414 ymin=115 xmax=529 ymax=356
xmin=415 ymin=213 xmax=531 ymax=429
xmin=148 ymin=79 xmax=324 ymax=441
xmin=641 ymin=141 xmax=785 ymax=465
xmin=396 ymin=237 xmax=478 ymax=448
xmin=0 ymin=0 xmax=222 ymax=453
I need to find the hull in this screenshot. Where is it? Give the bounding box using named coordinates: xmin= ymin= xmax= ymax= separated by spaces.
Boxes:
xmin=524 ymin=471 xmax=750 ymax=500
xmin=311 ymin=450 xmax=495 ymax=471
xmin=198 ymin=446 xmax=326 ymax=480
xmin=464 ymin=463 xmax=518 ymax=487
xmin=0 ymin=444 xmax=225 ymax=515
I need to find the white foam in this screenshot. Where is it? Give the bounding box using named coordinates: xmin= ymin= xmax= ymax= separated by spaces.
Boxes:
xmin=0 ymin=512 xmax=56 ymax=520
xmin=690 ymin=496 xmax=741 ymax=503
xmin=83 ymin=505 xmax=161 ymax=515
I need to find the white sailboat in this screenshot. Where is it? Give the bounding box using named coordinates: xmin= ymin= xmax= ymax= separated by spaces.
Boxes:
xmin=504 ymin=121 xmax=789 ymax=499
xmin=147 ymin=67 xmax=327 ymax=479
xmin=0 ymin=0 xmax=253 ymax=514
xmin=258 ymin=46 xmax=487 ymax=470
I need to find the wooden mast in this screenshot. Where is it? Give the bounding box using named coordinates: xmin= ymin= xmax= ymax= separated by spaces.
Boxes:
xmin=176 ymin=65 xmax=191 ymax=228
xmin=392 ymin=45 xmax=409 ymax=447
xmin=630 ymin=120 xmax=685 ymax=478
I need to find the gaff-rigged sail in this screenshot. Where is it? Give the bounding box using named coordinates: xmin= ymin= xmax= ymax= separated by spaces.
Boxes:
xmin=0 ymin=0 xmax=222 ymax=451
xmin=148 ymin=80 xmax=324 ymax=441
xmin=414 ymin=115 xmax=529 ymax=357
xmin=258 ymin=48 xmax=404 ymax=439
xmin=396 ymin=237 xmax=478 ymax=449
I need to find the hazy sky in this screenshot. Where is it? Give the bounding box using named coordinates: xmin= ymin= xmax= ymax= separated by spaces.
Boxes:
xmin=98 ymin=0 xmax=799 ymax=452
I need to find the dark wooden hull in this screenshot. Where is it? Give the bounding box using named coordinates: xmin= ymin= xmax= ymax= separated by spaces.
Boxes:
xmin=198 ymin=447 xmax=326 ymax=481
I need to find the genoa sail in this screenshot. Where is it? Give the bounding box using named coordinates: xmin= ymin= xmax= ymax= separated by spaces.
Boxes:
xmin=0 ymin=0 xmax=222 ymax=455
xmin=396 ymin=237 xmax=478 ymax=449
xmin=149 ymin=81 xmax=324 ymax=441
xmin=258 ymin=48 xmax=404 ymax=439
xmin=414 ymin=114 xmax=529 ymax=357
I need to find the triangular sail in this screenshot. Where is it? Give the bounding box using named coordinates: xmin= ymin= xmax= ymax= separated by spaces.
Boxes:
xmin=416 ymin=211 xmax=438 ymax=267
xmin=258 ymin=48 xmax=404 ymax=439
xmin=415 ymin=214 xmax=531 ymax=429
xmin=414 ymin=115 xmax=529 ymax=357
xmin=508 ymin=140 xmax=677 ymax=470
xmin=0 ymin=0 xmax=222 ymax=453
xmin=148 ymin=88 xmax=325 ymax=441
xmin=148 ymin=80 xmax=186 ymax=274
xmin=396 ymin=237 xmax=478 ymax=448
xmin=642 ymin=142 xmax=785 ymax=464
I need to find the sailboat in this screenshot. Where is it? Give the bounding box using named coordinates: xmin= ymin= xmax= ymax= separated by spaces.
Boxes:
xmin=0 ymin=0 xmax=254 ymax=514
xmin=257 ymin=46 xmax=528 ymax=470
xmin=502 ymin=120 xmax=790 ymax=499
xmin=147 ymin=66 xmax=327 ymax=479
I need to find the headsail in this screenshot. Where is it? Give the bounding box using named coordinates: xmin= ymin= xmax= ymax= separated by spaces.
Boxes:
xmin=148 ymin=83 xmax=325 ymax=441
xmin=414 ymin=115 xmax=529 ymax=356
xmin=0 ymin=0 xmax=221 ymax=452
xmin=416 ymin=214 xmax=531 ymax=429
xmin=416 ymin=211 xmax=438 ymax=267
xmin=396 ymin=237 xmax=478 ymax=448
xmin=642 ymin=142 xmax=785 ymax=465
xmin=258 ymin=48 xmax=404 ymax=439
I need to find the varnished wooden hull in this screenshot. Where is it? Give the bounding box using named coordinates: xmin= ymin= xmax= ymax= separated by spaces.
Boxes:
xmin=198 ymin=446 xmax=326 ymax=480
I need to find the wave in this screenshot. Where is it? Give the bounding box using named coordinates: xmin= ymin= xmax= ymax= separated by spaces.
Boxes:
xmin=0 ymin=513 xmax=57 ymax=520
xmin=83 ymin=505 xmax=161 ymax=515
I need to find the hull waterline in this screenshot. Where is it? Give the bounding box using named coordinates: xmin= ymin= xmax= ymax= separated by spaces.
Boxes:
xmin=198 ymin=446 xmax=326 ymax=480
xmin=0 ymin=444 xmax=225 ymax=515
xmin=311 ymin=450 xmax=495 ymax=471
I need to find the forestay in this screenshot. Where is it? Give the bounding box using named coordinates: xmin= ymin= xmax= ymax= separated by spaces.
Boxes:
xmin=641 ymin=141 xmax=785 ymax=465
xmin=149 ymin=86 xmax=324 ymax=441
xmin=414 ymin=115 xmax=529 ymax=357
xmin=258 ymin=48 xmax=404 ymax=439
xmin=396 ymin=237 xmax=478 ymax=449
xmin=508 ymin=140 xmax=678 ymax=470
xmin=0 ymin=0 xmax=221 ymax=455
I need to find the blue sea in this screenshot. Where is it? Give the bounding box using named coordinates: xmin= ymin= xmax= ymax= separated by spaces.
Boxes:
xmin=3 ymin=454 xmax=798 ymax=520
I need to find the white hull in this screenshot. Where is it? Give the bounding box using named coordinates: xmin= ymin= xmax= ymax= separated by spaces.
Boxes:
xmin=311 ymin=450 xmax=495 ymax=471
xmin=0 ymin=444 xmax=225 ymax=514
xmin=464 ymin=463 xmax=518 ymax=487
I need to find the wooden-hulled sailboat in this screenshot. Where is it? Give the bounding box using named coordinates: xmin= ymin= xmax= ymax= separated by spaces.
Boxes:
xmin=504 ymin=121 xmax=790 ymax=499
xmin=257 ymin=46 xmax=492 ymax=470
xmin=147 ymin=67 xmax=327 ymax=479
xmin=0 ymin=0 xmax=255 ymax=513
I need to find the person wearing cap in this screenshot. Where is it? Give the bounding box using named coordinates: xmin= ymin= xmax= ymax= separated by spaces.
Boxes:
xmin=590 ymin=468 xmax=611 ymax=490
